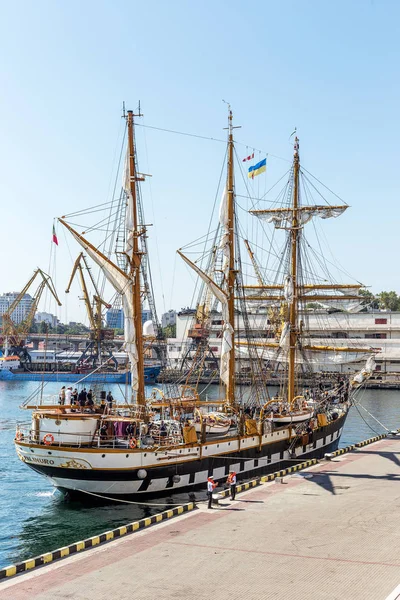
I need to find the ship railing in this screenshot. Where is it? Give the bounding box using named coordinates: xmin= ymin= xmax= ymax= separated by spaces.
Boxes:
xmin=15 ymin=425 xmax=185 ymax=450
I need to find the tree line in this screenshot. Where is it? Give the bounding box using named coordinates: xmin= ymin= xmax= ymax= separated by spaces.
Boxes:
xmin=359 ymin=289 xmax=400 ymax=311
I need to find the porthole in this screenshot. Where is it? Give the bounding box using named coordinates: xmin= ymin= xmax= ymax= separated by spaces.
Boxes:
xmin=102 ymin=454 xmax=105 ymax=458
xmin=48 ymin=451 xmax=52 ymax=455
xmin=126 ymin=454 xmax=129 ymax=458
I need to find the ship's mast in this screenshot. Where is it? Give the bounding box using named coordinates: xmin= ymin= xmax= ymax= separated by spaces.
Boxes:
xmin=226 ymin=109 xmax=236 ymax=405
xmin=127 ymin=110 xmax=145 ymax=405
xmin=288 ymin=137 xmax=300 ymax=405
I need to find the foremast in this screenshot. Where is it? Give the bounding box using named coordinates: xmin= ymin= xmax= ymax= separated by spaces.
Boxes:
xmin=59 ymin=108 xmax=147 ymax=406
xmin=288 ymin=137 xmax=300 ymax=407
xmin=126 ymin=110 xmax=145 ymax=405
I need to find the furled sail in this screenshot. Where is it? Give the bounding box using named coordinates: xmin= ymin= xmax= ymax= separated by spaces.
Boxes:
xmin=350 ymin=355 xmax=376 ymax=387
xmin=59 ymin=220 xmax=139 ymax=393
xmin=250 ymin=205 xmax=348 ymax=229
xmin=123 ymin=152 xmax=135 ymax=260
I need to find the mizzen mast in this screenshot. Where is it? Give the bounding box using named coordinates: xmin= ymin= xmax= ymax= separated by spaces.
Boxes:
xmin=288 ymin=137 xmax=300 ymax=406
xmin=126 ymin=109 xmax=146 ymax=406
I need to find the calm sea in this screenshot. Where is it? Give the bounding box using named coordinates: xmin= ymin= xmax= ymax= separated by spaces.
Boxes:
xmin=0 ymin=380 xmax=399 ymax=568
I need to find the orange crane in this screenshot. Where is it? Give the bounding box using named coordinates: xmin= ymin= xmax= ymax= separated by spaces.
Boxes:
xmin=1 ymin=269 xmax=61 ymax=355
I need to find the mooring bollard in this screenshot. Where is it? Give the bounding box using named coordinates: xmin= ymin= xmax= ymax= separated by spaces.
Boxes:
xmin=212 ymin=492 xmax=223 ymax=506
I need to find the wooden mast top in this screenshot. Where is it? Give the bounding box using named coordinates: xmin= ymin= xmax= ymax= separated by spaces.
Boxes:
xmin=126 ymin=110 xmax=145 ymax=406
xmin=288 ymin=137 xmax=300 ymax=407
xmin=226 ymin=108 xmax=236 ymax=405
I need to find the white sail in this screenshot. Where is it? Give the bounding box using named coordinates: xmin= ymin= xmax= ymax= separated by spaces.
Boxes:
xmin=283 ymin=276 xmax=294 ymax=303
xmin=251 ymin=205 xmax=348 ymax=229
xmin=123 ymin=152 xmax=135 ymax=259
xmin=351 ymin=355 xmax=376 ymax=387
xmin=60 ymin=221 xmax=139 ymax=392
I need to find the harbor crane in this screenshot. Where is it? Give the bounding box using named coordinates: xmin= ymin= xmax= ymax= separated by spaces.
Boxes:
xmin=65 ymin=253 xmax=117 ymax=368
xmin=1 ymin=269 xmax=61 ymax=357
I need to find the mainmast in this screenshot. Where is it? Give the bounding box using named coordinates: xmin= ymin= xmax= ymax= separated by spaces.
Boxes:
xmin=288 ymin=137 xmax=300 ymax=405
xmin=126 ymin=110 xmax=145 ymax=405
xmin=226 ymin=109 xmax=236 ymax=405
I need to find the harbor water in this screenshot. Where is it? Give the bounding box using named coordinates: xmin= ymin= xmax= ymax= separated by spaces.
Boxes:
xmin=0 ymin=380 xmax=399 ymax=568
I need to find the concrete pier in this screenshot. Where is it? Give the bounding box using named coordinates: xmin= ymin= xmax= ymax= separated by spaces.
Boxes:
xmin=1 ymin=436 xmax=400 ymax=599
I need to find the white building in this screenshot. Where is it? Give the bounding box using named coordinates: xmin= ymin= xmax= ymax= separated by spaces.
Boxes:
xmin=36 ymin=312 xmax=58 ymax=328
xmin=0 ymin=292 xmax=34 ymax=324
xmin=162 ymin=310 xmax=176 ymax=329
xmin=166 ymin=309 xmax=400 ymax=379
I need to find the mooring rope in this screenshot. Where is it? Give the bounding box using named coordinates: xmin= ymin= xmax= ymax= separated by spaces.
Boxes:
xmin=74 ymin=487 xmax=196 ymax=507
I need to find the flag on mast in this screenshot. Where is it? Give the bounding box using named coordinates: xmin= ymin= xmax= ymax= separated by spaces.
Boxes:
xmin=248 ymin=158 xmax=267 ymax=179
xmin=52 ymin=224 xmax=58 ymax=246
xmin=242 ymin=152 xmax=254 ymax=162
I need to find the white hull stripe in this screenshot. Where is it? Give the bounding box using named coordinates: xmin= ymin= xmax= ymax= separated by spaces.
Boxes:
xmin=42 ymin=430 xmax=344 ymax=496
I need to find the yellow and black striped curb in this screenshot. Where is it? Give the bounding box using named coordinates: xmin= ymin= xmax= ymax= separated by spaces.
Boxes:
xmin=0 ymin=502 xmax=195 ymax=581
xmin=260 ymin=458 xmax=318 ymax=483
xmin=326 ymin=433 xmax=388 ymax=458
xmin=355 ymin=433 xmax=387 ymax=447
xmin=327 ymin=444 xmax=356 ymax=457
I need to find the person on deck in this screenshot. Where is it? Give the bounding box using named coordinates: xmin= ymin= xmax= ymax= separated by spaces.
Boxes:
xmin=207 ymin=476 xmax=218 ymax=509
xmin=106 ymin=391 xmax=113 ymax=409
xmin=65 ymin=387 xmax=72 ymax=404
xmin=227 ymin=471 xmax=237 ymax=501
xmin=159 ymin=421 xmax=167 ymax=438
xmin=59 ymin=386 xmax=66 ymax=405
xmin=71 ymin=389 xmax=78 ymax=405
xmin=78 ymin=389 xmax=86 ymax=408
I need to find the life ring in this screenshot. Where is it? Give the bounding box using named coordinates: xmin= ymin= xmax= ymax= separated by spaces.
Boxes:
xmin=43 ymin=434 xmax=54 ymax=446
xmin=129 ymin=437 xmax=137 ymax=449
xmin=15 ymin=431 xmax=24 ymax=441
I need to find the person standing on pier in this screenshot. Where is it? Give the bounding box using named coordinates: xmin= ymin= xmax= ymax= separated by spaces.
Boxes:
xmin=207 ymin=476 xmax=217 ymax=509
xmin=227 ymin=471 xmax=237 ymax=501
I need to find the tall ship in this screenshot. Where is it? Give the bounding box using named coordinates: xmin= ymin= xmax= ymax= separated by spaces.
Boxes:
xmin=14 ymin=108 xmax=376 ymax=499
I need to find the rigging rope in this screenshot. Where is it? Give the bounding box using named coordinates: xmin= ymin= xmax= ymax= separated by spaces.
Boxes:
xmin=135 ymin=122 xmax=290 ymax=164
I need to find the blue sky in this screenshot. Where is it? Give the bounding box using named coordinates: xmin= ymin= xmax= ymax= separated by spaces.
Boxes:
xmin=0 ymin=0 xmax=399 ymax=323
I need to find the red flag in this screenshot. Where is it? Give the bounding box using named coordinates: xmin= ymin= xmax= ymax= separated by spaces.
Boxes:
xmin=242 ymin=152 xmax=254 ymax=162
xmin=52 ymin=224 xmax=58 ymax=246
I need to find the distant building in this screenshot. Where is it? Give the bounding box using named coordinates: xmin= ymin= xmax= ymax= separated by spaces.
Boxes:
xmin=0 ymin=292 xmax=34 ymax=324
xmin=162 ymin=310 xmax=176 ymax=329
xmin=142 ymin=309 xmax=152 ymax=324
xmin=36 ymin=311 xmax=58 ymax=328
xmin=106 ymin=308 xmax=124 ymax=330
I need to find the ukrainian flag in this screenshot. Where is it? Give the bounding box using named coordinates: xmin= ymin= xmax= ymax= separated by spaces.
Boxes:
xmin=248 ymin=158 xmax=267 ymax=179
